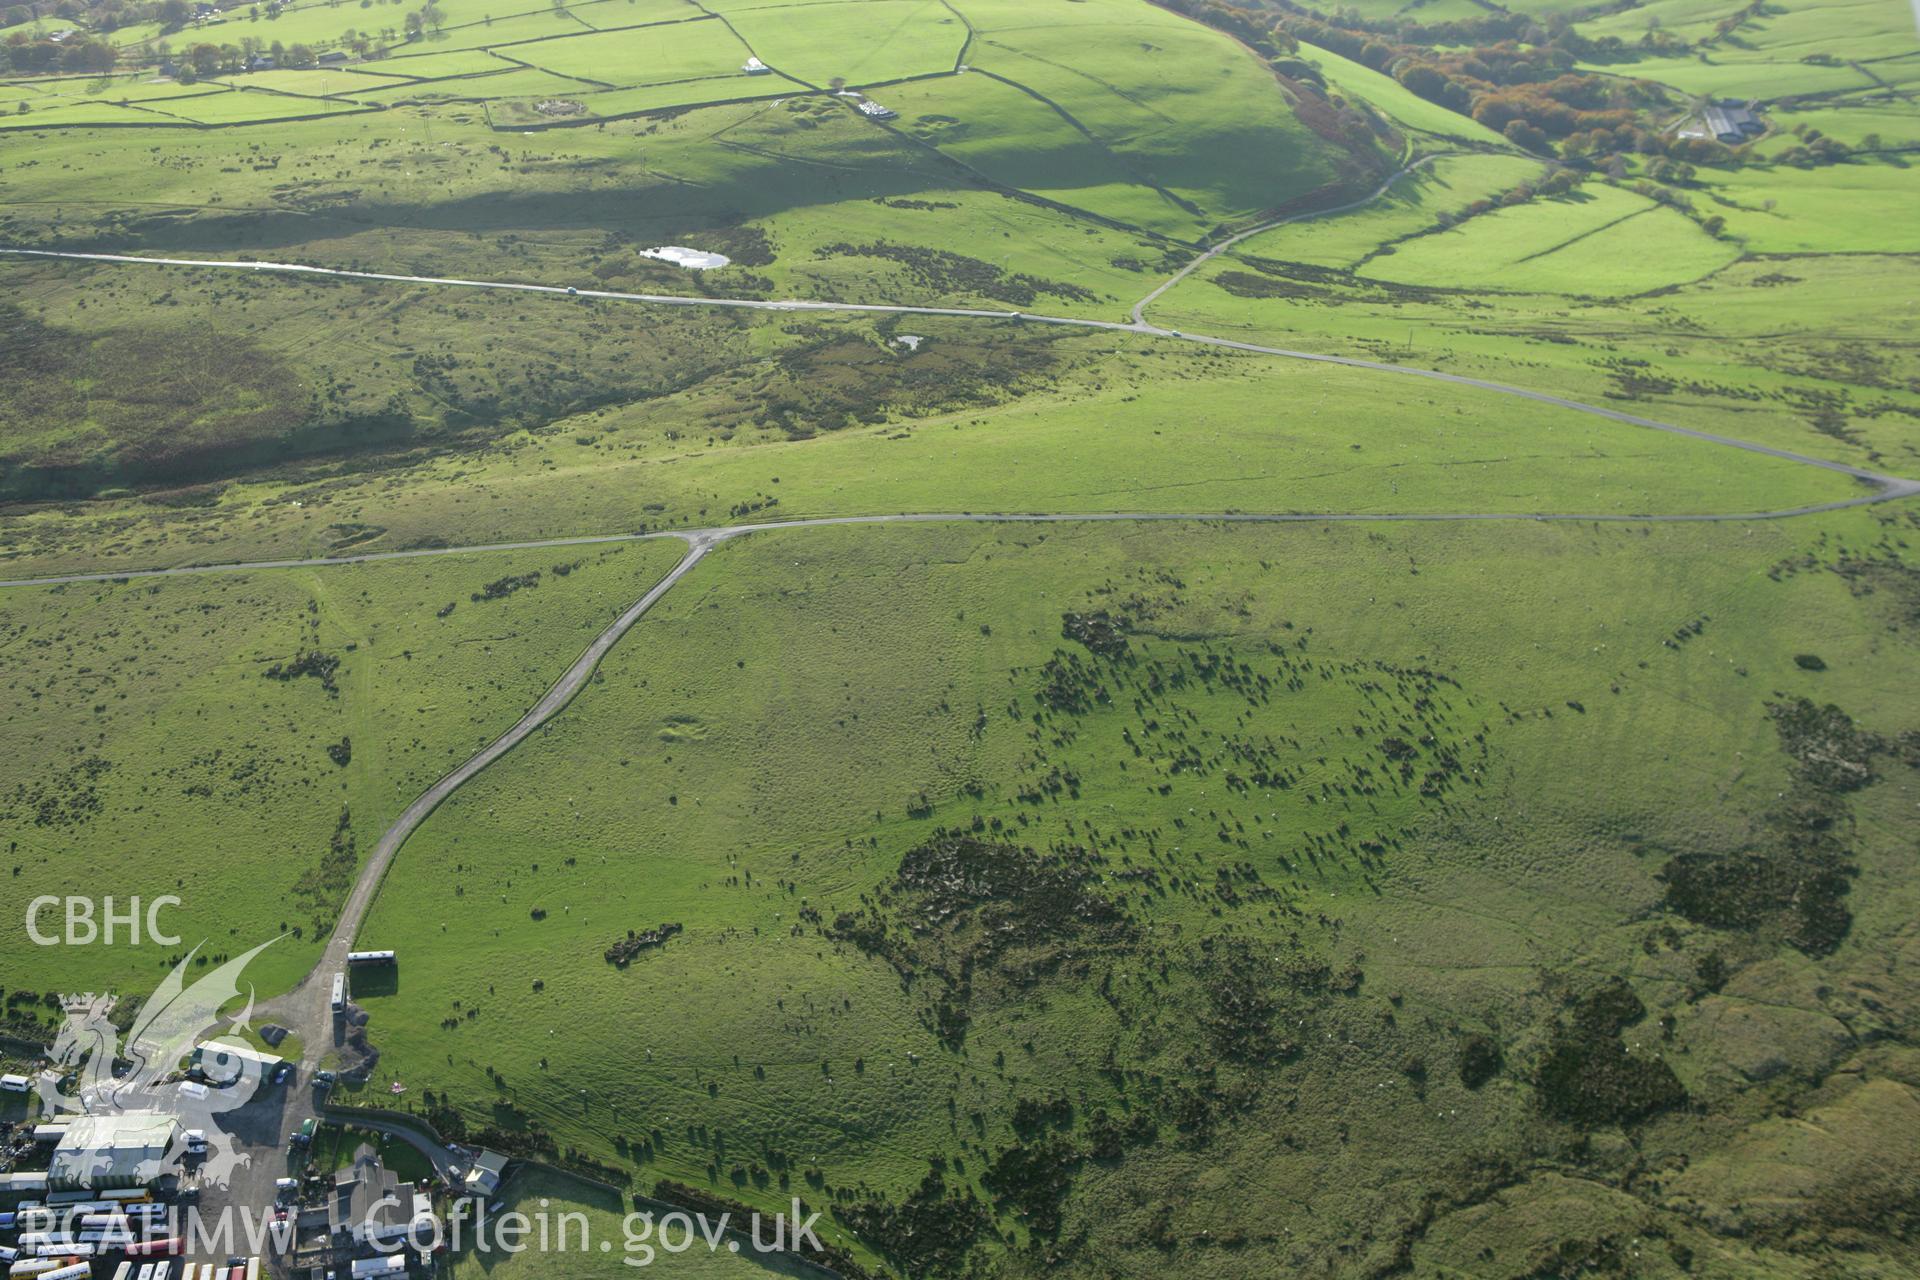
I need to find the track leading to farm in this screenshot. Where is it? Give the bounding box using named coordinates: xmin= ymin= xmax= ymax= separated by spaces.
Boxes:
xmin=283 ymin=530 xmax=722 ymax=1041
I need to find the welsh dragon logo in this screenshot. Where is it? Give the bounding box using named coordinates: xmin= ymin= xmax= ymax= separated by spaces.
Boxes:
xmin=39 ymin=937 xmax=281 ymax=1190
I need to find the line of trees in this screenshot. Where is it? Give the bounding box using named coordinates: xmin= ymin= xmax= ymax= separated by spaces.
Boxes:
xmin=2 ymin=29 xmax=115 ymax=71
xmin=174 ymin=34 xmax=314 ymax=76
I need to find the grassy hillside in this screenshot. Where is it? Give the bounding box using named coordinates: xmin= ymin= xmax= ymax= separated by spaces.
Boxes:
xmin=347 ymin=511 xmax=1920 ymax=1276
xmin=0 ymin=270 xmax=1864 ymax=581
xmin=0 ymin=0 xmax=1916 ymax=1275
xmin=0 ymin=0 xmax=1376 ymax=261
xmin=0 ymin=538 xmax=687 ymax=997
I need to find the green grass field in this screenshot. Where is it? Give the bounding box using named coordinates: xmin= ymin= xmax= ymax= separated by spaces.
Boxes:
xmin=2 ymin=0 xmax=1919 ymax=1274
xmin=724 ymin=0 xmax=965 ymax=86
xmin=1358 ymin=182 xmax=1741 ymax=296
xmin=1233 ymin=153 xmax=1546 ymax=270
xmin=504 ymin=18 xmax=752 ymax=87
xmin=346 ymin=510 xmax=1920 ymax=1275
xmin=1688 ymin=157 xmax=1920 ymax=253
xmin=962 ymin=0 xmax=1354 ymax=231
xmin=1578 ymin=0 xmax=1917 ymax=98
xmin=0 ymin=539 xmax=688 ymax=998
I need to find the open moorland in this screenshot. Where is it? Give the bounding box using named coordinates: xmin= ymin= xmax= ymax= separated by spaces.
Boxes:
xmin=1 ymin=0 xmax=1918 ymax=1275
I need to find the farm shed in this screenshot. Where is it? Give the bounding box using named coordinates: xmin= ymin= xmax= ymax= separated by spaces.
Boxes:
xmin=47 ymin=1112 xmax=178 ymax=1190
xmin=1680 ymin=100 xmax=1764 ymax=144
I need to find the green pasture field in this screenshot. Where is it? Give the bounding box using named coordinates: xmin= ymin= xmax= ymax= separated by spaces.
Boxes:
xmin=1689 ymin=156 xmax=1920 ymax=252
xmin=336 ymin=73 xmax=543 ymax=101
xmin=874 ymin=71 xmax=1208 ymax=237
xmin=1580 ymin=51 xmax=1877 ymax=99
xmin=963 ymin=0 xmax=1350 ymax=230
xmin=0 ymin=71 xmax=227 ymax=105
xmin=214 ymin=68 xmax=418 ymax=97
xmin=1576 ymin=0 xmax=1747 ymax=43
xmin=0 ymin=78 xmax=378 ymax=124
xmin=1577 ymin=0 xmax=1919 ymax=71
xmin=0 ymin=100 xmax=173 ymax=128
xmin=1237 ymin=152 xmax=1546 ymax=269
xmin=1298 ymin=0 xmax=1489 ymax=21
xmin=723 ymin=0 xmax=965 ymax=86
xmin=1147 ymin=246 xmax=1920 ymax=473
xmin=105 ymin=0 xmax=692 ymax=55
xmin=0 ymin=1 xmax=1365 ymax=292
xmin=1699 ymin=0 xmax=1914 ymax=65
xmin=485 ymin=72 xmax=802 ymax=122
xmin=0 ymin=0 xmax=1374 ymax=313
xmin=1762 ymin=97 xmax=1920 ymax=149
xmin=0 ymin=0 xmax=1917 ymax=1273
xmin=571 ymin=0 xmax=710 ymax=30
xmin=105 ymin=0 xmax=412 ymax=51
xmin=378 ymin=64 xmax=603 ymax=99
xmin=0 ymin=99 xmax=1179 ymax=312
xmin=1360 ymin=182 xmax=1741 ymax=296
xmin=389 ymin=6 xmax=622 ymax=56
xmin=0 ymin=539 xmax=690 ymax=1000
xmin=707 ymin=0 xmax=887 ymax=9
xmin=369 ymin=47 xmax=532 ymax=76
xmin=344 ymin=508 xmax=1920 ymax=1275
xmin=1870 ymin=50 xmax=1920 ymax=85
xmin=149 ymin=90 xmax=375 ymax=123
xmin=503 ymin=18 xmax=751 ymax=87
